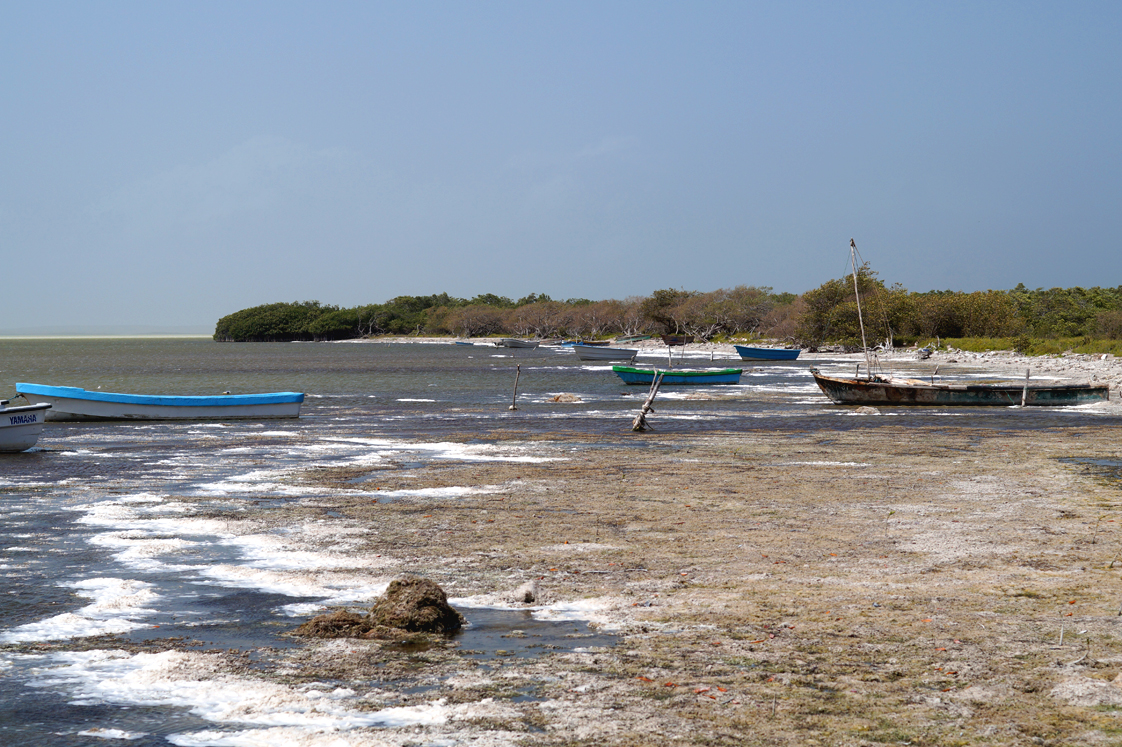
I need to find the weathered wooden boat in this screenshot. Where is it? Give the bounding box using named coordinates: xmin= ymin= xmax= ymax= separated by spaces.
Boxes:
xmin=572 ymin=344 xmax=638 ymax=362
xmin=809 ymin=239 xmax=1112 ymax=407
xmin=810 ymin=368 xmax=1109 ymax=406
xmin=0 ymin=400 xmax=52 ymax=452
xmin=734 ymin=345 xmax=801 ymax=361
xmin=16 ymin=384 xmax=304 ymax=421
xmin=612 ymin=366 xmax=742 ymax=385
xmin=494 ymin=338 xmax=540 ymax=349
xmin=660 ymin=334 xmax=694 ymax=346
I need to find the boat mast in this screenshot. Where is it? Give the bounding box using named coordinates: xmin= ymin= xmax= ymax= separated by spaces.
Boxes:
xmin=850 ymin=239 xmax=873 ymax=377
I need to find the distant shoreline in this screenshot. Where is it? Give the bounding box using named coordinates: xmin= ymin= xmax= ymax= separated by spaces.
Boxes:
xmin=5 ymin=333 xmax=1118 ymax=391
xmin=346 ymin=335 xmax=1122 ymax=390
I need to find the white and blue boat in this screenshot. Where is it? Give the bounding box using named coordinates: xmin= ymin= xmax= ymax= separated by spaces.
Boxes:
xmin=733 ymin=345 xmax=801 ymax=361
xmin=0 ymin=400 xmax=52 ymax=451
xmin=572 ymin=343 xmax=638 ymax=362
xmin=494 ymin=338 xmax=540 ymax=349
xmin=16 ymin=384 xmax=304 ymax=421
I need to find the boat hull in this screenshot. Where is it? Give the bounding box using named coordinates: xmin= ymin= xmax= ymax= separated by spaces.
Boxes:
xmin=810 ymin=369 xmax=1110 ymax=406
xmin=495 ymin=339 xmax=540 ymax=349
xmin=734 ymin=345 xmax=801 ymax=361
xmin=572 ymin=344 xmax=638 ymax=361
xmin=0 ymin=404 xmax=51 ymax=452
xmin=612 ymin=366 xmax=742 ymax=385
xmin=16 ymin=384 xmax=304 ymax=421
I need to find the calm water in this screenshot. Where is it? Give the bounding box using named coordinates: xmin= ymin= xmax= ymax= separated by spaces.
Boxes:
xmin=1 ymin=336 xmax=1111 ymax=438
xmin=0 ymin=337 xmax=1117 ymax=745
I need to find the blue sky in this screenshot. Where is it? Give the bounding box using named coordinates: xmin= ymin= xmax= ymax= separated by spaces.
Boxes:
xmin=2 ymin=2 xmax=1120 ymax=332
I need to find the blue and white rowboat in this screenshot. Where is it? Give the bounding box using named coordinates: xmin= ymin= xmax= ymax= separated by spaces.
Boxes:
xmin=16 ymin=383 xmax=304 ymax=421
xmin=0 ymin=401 xmax=52 ymax=451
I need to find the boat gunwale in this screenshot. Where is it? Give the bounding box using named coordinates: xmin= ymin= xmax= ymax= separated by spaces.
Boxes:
xmin=17 ymin=383 xmax=304 ymax=408
xmin=611 ymin=365 xmax=743 ymax=377
xmin=0 ymin=403 xmax=53 ymax=416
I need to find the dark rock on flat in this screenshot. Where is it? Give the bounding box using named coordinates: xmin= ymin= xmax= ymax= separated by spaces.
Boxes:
xmin=369 ymin=577 xmax=465 ymax=633
xmin=290 ymin=578 xmax=464 ymax=639
xmin=291 ymin=609 xmax=374 ymax=638
xmin=360 ymin=625 xmax=431 ymax=642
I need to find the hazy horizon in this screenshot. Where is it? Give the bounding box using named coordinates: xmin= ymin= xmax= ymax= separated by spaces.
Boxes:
xmin=0 ymin=325 xmax=213 ymax=338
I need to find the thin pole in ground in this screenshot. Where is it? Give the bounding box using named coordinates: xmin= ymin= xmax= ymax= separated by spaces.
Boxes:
xmin=509 ymin=364 xmax=521 ymax=411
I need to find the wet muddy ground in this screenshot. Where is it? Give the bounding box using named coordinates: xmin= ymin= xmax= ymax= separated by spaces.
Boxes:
xmin=237 ymin=420 xmax=1122 ymax=746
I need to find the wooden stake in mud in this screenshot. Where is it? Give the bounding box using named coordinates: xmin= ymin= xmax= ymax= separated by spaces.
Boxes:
xmin=509 ymin=364 xmax=521 ymax=411
xmin=1021 ymin=368 xmax=1030 ymax=407
xmin=631 ymin=371 xmax=665 ymax=431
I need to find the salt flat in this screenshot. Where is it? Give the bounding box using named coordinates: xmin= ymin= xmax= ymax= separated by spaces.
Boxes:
xmin=275 ymin=417 xmax=1122 ymax=746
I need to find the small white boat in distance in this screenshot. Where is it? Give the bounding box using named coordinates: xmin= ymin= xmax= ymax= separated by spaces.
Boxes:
xmin=571 ymin=343 xmax=639 ymax=362
xmin=16 ymin=384 xmax=304 ymax=421
xmin=494 ymin=338 xmax=540 ymax=349
xmin=0 ymin=400 xmax=51 ymax=452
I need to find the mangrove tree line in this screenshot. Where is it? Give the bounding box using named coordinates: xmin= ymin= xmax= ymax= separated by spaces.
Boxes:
xmin=213 ymin=280 xmax=1122 ymax=346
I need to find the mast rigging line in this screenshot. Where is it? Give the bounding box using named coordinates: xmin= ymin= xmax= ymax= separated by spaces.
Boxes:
xmin=850 ymin=239 xmax=874 ymax=377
